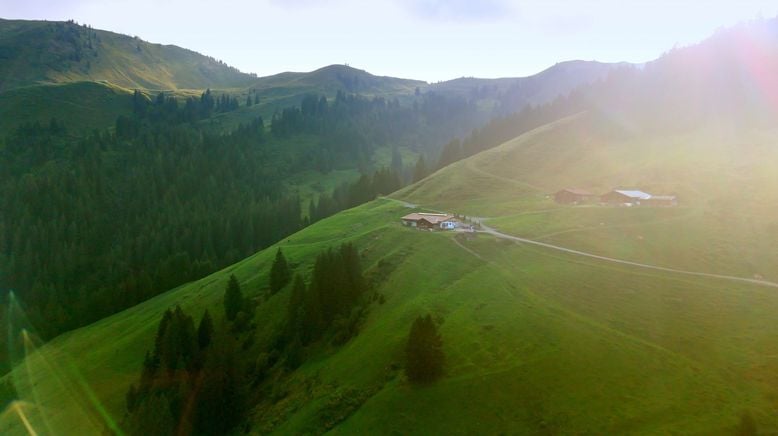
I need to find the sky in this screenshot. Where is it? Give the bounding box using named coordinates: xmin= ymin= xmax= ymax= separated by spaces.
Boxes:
xmin=2 ymin=0 xmax=777 ymax=82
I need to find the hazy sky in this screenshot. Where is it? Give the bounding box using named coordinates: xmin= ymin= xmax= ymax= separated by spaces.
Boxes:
xmin=3 ymin=0 xmax=777 ymax=81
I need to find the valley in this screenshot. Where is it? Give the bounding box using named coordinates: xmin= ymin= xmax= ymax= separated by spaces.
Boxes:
xmin=1 ymin=13 xmax=778 ymax=436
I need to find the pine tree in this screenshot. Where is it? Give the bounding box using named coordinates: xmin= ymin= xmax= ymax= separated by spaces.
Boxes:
xmin=194 ymin=336 xmax=244 ymax=435
xmin=269 ymin=248 xmax=291 ymax=294
xmin=286 ymin=274 xmax=306 ymax=336
xmin=197 ymin=309 xmax=213 ymax=349
xmin=405 ymin=314 xmax=444 ymax=383
xmin=129 ymin=393 xmax=175 ymax=436
xmin=223 ymin=274 xmax=244 ymax=321
xmin=125 ymin=383 xmax=138 ymax=413
xmin=0 ymin=379 xmax=18 ymax=412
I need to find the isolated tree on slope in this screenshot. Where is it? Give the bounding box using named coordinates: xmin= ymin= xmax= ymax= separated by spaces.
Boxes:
xmin=223 ymin=274 xmax=244 ymax=321
xmin=269 ymin=248 xmax=291 ymax=294
xmin=405 ymin=314 xmax=444 ymax=383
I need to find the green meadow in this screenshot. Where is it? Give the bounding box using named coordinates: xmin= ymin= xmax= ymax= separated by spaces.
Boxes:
xmin=6 ymin=109 xmax=778 ymax=433
xmin=0 ymin=81 xmax=133 ymax=135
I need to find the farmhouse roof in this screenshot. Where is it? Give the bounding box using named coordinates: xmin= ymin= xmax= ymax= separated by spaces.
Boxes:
xmin=558 ymin=188 xmax=593 ymax=196
xmin=613 ymin=190 xmax=653 ymax=200
xmin=402 ymin=212 xmax=455 ymax=224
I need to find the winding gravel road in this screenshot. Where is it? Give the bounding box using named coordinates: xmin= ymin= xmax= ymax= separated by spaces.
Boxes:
xmin=477 ymin=222 xmax=778 ymax=289
xmin=383 ymin=196 xmax=778 ymax=289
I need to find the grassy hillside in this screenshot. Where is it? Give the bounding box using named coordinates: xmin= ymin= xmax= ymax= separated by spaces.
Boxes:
xmin=0 ymin=81 xmax=133 ymax=135
xmin=0 ymin=19 xmax=255 ymax=92
xmin=399 ymin=112 xmax=778 ymax=281
xmin=6 ymin=111 xmax=778 ymax=433
xmin=5 ymin=16 xmax=778 ymax=436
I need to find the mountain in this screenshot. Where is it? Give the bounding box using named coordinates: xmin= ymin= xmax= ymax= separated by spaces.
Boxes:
xmin=4 ymin=17 xmax=778 ymax=435
xmin=253 ymin=64 xmax=424 ymax=97
xmin=427 ymin=60 xmax=624 ymax=113
xmin=231 ymin=64 xmax=427 ymax=127
xmin=0 ymin=19 xmax=255 ymax=92
xmin=0 ymin=19 xmax=623 ymax=137
xmin=207 ymin=61 xmax=621 ymax=134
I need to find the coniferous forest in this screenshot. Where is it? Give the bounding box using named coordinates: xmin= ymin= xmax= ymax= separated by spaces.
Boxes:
xmin=124 ymin=242 xmax=373 ymax=435
xmin=0 ymin=87 xmax=478 ymax=372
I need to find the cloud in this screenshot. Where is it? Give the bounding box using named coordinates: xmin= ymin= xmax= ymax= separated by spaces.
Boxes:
xmin=403 ymin=0 xmax=514 ymax=22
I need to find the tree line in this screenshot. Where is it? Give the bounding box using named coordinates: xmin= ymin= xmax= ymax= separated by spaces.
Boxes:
xmin=0 ymin=85 xmax=480 ymax=373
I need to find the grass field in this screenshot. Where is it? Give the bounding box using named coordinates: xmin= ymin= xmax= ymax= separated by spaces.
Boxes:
xmin=0 ymin=19 xmax=255 ymax=92
xmin=5 ymin=111 xmax=778 ymax=434
xmin=0 ymin=81 xmax=134 ymax=135
xmin=398 ymin=112 xmax=778 ymax=279
xmin=5 ymin=198 xmax=778 ymax=434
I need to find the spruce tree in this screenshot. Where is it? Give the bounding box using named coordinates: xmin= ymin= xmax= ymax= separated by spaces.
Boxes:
xmin=286 ymin=274 xmax=306 ymax=338
xmin=197 ymin=309 xmax=213 ymax=349
xmin=223 ymin=274 xmax=243 ymax=321
xmin=405 ymin=314 xmax=444 ymax=383
xmin=194 ymin=336 xmax=244 ymax=435
xmin=129 ymin=394 xmax=175 ymax=435
xmin=269 ymin=248 xmax=291 ymax=294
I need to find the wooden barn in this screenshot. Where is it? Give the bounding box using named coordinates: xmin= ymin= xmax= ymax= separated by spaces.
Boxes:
xmin=401 ymin=213 xmax=458 ymax=230
xmin=600 ymin=190 xmax=653 ymax=205
xmin=554 ymin=188 xmax=594 ymax=204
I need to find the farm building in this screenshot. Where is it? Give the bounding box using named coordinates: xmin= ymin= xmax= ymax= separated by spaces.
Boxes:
xmin=554 ymin=188 xmax=595 ymax=204
xmin=600 ymin=190 xmax=653 ymax=205
xmin=401 ymin=213 xmax=458 ymax=230
xmin=643 ymin=195 xmax=678 ymax=207
xmin=601 ymin=189 xmax=677 ymax=206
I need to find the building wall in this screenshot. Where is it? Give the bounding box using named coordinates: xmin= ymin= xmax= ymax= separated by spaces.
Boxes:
xmin=601 ymin=191 xmax=633 ymax=204
xmin=555 ymin=191 xmax=578 ymax=204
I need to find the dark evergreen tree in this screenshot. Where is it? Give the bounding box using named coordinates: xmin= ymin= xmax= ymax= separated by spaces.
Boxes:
xmin=125 ymin=384 xmax=139 ymax=413
xmin=193 ymin=336 xmax=244 ymax=435
xmin=413 ymin=155 xmax=428 ymax=183
xmin=405 ymin=314 xmax=444 ymax=383
xmin=286 ymin=274 xmax=306 ymax=338
xmin=0 ymin=379 xmax=18 ymax=412
xmin=157 ymin=306 xmax=196 ymax=373
xmin=197 ymin=309 xmax=213 ymax=349
xmin=129 ymin=394 xmax=175 ymax=436
xmin=437 ymin=138 xmax=463 ymax=169
xmin=269 ymin=248 xmax=291 ymax=294
xmin=223 ymin=274 xmax=244 ymax=321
